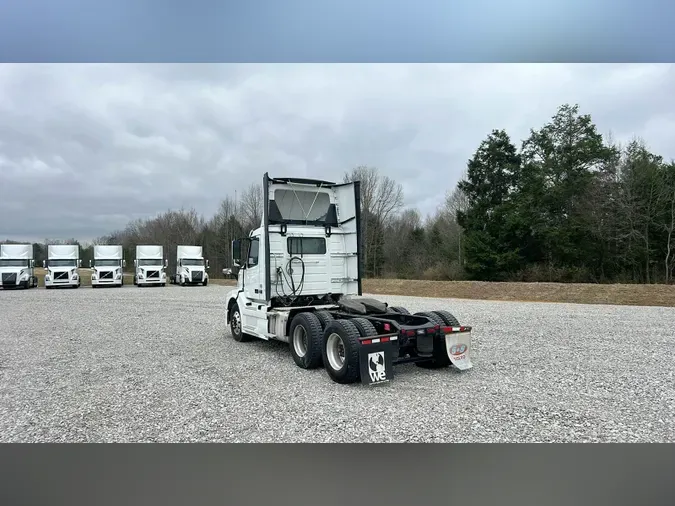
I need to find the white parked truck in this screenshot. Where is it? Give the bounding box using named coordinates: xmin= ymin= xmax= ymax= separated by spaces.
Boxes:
xmin=44 ymin=244 xmax=81 ymax=289
xmin=170 ymin=245 xmax=209 ymax=286
xmin=90 ymin=245 xmax=125 ymax=288
xmin=133 ymin=245 xmax=167 ymax=287
xmin=224 ymin=173 xmax=474 ymax=385
xmin=0 ymin=243 xmax=38 ymax=289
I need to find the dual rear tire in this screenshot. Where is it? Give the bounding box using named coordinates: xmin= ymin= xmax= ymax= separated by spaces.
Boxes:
xmin=413 ymin=310 xmax=461 ymax=369
xmin=289 ymin=313 xmax=378 ymax=384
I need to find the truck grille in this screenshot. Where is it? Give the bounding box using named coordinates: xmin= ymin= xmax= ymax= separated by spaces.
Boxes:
xmin=192 ymin=271 xmax=203 ymax=282
xmin=100 ymin=271 xmax=114 ymax=279
xmin=55 ymin=271 xmax=69 ymax=280
xmin=2 ymin=273 xmax=17 ymax=284
xmin=146 ymin=270 xmax=160 ymax=279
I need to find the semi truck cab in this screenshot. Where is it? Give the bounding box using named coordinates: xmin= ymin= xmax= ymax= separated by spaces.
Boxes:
xmin=0 ymin=244 xmax=38 ymax=289
xmin=134 ymin=245 xmax=167 ymax=287
xmin=90 ymin=245 xmax=125 ymax=287
xmin=44 ymin=244 xmax=81 ymax=289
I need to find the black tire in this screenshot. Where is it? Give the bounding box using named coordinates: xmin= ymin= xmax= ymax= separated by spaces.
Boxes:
xmin=133 ymin=276 xmax=137 ymax=285
xmin=388 ymin=306 xmax=410 ymax=315
xmin=414 ymin=311 xmax=451 ymax=369
xmin=229 ymin=303 xmax=251 ymax=342
xmin=203 ymin=279 xmax=208 ymax=286
xmin=289 ymin=312 xmax=324 ymax=369
xmin=350 ymin=317 xmax=377 ymax=338
xmin=314 ymin=310 xmax=334 ymax=330
xmin=414 ymin=311 xmax=445 ymax=326
xmin=321 ymin=320 xmax=362 ymax=384
xmin=432 ymin=310 xmax=460 ymax=327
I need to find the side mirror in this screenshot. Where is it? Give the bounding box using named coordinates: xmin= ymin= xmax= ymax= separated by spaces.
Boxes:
xmin=232 ymin=238 xmax=250 ymax=268
xmin=133 ymin=259 xmax=138 ymax=268
xmin=232 ymin=239 xmax=242 ymax=267
xmin=122 ymin=259 xmax=126 ymax=268
xmin=164 ymin=259 xmax=168 ymax=268
xmin=78 ymin=259 xmax=82 ymax=267
xmin=42 ymin=260 xmax=46 ymax=268
xmin=206 ymin=259 xmax=210 ymax=270
xmin=30 ymin=259 xmax=35 ymax=268
xmin=89 ymin=259 xmax=92 ymax=268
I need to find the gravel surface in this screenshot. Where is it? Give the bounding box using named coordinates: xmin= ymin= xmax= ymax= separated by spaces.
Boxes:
xmin=1 ymin=284 xmax=674 ymax=442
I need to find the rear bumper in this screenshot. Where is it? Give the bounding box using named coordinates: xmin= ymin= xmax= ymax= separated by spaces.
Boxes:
xmin=358 ymin=326 xmax=473 ymax=385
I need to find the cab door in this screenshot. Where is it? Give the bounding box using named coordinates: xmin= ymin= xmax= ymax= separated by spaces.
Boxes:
xmin=240 ymin=234 xmax=268 ymax=337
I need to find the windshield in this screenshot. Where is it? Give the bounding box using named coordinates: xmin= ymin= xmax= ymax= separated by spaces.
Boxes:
xmin=0 ymin=259 xmax=28 ymax=268
xmin=181 ymin=258 xmax=204 ymax=266
xmin=49 ymin=259 xmax=77 ymax=267
xmin=138 ymin=259 xmax=162 ymax=266
xmin=94 ymin=259 xmax=121 ymax=267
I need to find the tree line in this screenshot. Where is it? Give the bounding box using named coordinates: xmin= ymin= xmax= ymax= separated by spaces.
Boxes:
xmin=3 ymin=103 xmax=674 ymax=284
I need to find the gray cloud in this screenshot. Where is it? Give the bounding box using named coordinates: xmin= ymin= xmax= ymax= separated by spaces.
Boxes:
xmin=1 ymin=63 xmax=674 ymax=242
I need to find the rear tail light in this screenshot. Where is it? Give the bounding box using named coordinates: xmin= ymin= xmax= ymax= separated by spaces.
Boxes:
xmin=441 ymin=325 xmax=467 ymax=333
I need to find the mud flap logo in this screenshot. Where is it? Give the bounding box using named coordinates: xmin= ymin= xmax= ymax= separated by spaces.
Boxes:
xmin=368 ymin=352 xmax=386 ymax=383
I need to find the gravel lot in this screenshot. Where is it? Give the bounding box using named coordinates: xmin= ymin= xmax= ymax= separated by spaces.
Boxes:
xmin=1 ymin=284 xmax=674 ymax=442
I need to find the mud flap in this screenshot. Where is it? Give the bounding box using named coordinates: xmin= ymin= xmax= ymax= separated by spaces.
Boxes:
xmin=444 ymin=330 xmax=473 ymax=371
xmin=359 ymin=341 xmax=395 ymax=385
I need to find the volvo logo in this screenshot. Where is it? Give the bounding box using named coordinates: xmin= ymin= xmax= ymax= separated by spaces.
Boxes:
xmin=450 ymin=344 xmax=467 ymax=356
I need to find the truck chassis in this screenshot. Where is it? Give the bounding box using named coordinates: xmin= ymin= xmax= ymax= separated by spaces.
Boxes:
xmin=227 ymin=295 xmax=472 ymax=385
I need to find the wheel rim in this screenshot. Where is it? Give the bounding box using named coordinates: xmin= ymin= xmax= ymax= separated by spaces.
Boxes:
xmin=326 ymin=332 xmax=346 ymax=371
xmin=232 ymin=310 xmax=241 ymax=335
xmin=293 ymin=325 xmax=308 ymax=357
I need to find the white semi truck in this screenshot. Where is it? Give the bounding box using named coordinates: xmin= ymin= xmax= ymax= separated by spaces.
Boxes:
xmin=44 ymin=244 xmax=81 ymax=289
xmin=170 ymin=245 xmax=209 ymax=286
xmin=225 ymin=173 xmax=474 ymax=385
xmin=90 ymin=245 xmax=125 ymax=288
xmin=133 ymin=245 xmax=167 ymax=287
xmin=0 ymin=243 xmax=38 ymax=289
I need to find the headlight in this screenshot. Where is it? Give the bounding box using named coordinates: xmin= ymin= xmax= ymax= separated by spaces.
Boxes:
xmin=91 ymin=273 xmax=97 ymax=279
xmin=138 ymin=272 xmax=144 ymax=278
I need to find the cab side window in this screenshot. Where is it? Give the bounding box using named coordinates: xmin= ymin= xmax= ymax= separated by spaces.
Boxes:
xmin=248 ymin=238 xmax=260 ymax=267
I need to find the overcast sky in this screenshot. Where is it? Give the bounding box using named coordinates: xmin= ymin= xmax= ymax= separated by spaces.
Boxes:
xmin=1 ymin=63 xmax=674 ymax=243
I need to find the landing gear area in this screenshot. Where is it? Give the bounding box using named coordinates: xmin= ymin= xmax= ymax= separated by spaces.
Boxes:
xmin=228 ymin=296 xmax=473 ymax=386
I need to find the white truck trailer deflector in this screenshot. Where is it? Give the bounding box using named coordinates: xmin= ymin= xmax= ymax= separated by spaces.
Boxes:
xmin=170 ymin=245 xmax=209 ymax=286
xmin=0 ymin=244 xmax=37 ymax=289
xmin=44 ymin=244 xmax=81 ymax=288
xmin=90 ymin=245 xmax=125 ymax=287
xmin=134 ymin=245 xmax=167 ymax=287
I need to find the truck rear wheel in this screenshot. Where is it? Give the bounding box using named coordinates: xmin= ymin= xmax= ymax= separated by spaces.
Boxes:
xmin=289 ymin=312 xmax=324 ymax=369
xmin=314 ymin=310 xmax=334 ymax=330
xmin=322 ymin=320 xmax=361 ymax=384
xmin=229 ymin=303 xmax=251 ymax=342
xmin=432 ymin=310 xmax=460 ymax=327
xmin=414 ymin=311 xmax=451 ymax=369
xmin=388 ymin=306 xmax=410 ymax=315
xmin=350 ymin=318 xmax=377 ymax=338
